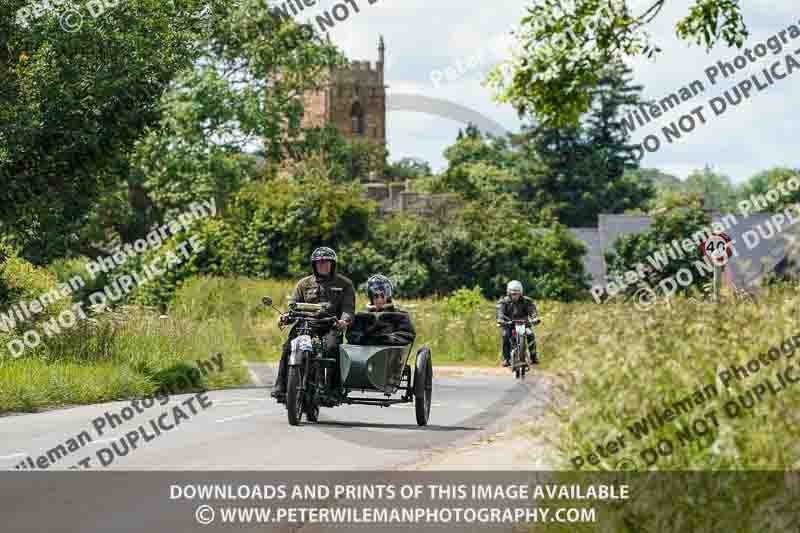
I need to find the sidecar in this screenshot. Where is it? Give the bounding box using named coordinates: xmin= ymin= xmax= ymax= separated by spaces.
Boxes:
xmin=338 ymin=342 xmax=433 ymax=426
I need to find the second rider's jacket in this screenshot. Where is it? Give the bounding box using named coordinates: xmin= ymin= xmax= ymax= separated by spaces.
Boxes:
xmin=289 ymin=273 xmax=356 ymax=324
xmin=346 ymin=302 xmax=416 ymax=346
xmin=495 ymin=295 xmax=538 ymax=323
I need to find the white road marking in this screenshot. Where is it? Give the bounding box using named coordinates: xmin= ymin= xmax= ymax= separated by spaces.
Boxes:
xmin=0 ymin=453 xmax=27 ymax=460
xmin=215 ymin=412 xmax=262 ymax=423
xmin=247 ymin=368 xmax=265 ymax=387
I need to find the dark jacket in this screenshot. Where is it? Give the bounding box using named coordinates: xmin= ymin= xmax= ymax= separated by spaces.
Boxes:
xmin=495 ymin=295 xmax=538 ymax=322
xmin=346 ymin=303 xmax=416 ymax=346
xmin=289 ymin=273 xmax=356 ymax=323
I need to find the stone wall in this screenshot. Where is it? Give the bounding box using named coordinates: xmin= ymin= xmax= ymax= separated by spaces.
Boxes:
xmin=362 ymin=182 xmax=461 ymax=217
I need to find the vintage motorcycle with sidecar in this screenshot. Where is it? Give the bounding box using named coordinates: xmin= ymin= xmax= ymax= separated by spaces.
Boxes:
xmin=262 ymin=296 xmax=433 ymax=426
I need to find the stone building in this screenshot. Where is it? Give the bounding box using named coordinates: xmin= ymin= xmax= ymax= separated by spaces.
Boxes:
xmin=296 ymin=36 xmax=457 ymax=217
xmin=301 ymin=35 xmax=387 ymax=151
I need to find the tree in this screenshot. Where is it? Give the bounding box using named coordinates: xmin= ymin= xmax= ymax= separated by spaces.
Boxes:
xmin=386 ymin=157 xmax=432 ymax=180
xmin=444 ymin=125 xmax=517 ymax=171
xmin=345 ymin=197 xmax=590 ymax=300
xmin=512 ymin=62 xmax=654 ymax=226
xmin=684 ymin=165 xmax=737 ymax=211
xmin=126 ymin=152 xmax=376 ymax=305
xmin=737 ymin=167 xmax=800 ymax=212
xmin=435 ymin=125 xmax=522 ymax=201
xmin=1 ymin=0 xmax=345 ymax=263
xmin=584 ymin=62 xmax=644 ymax=182
xmin=120 ymin=0 xmax=344 ymax=229
xmin=0 ymin=0 xmax=226 ymax=264
xmin=290 ymin=124 xmax=387 ymax=183
xmin=630 ymin=168 xmax=684 ymax=192
xmin=438 ymin=161 xmax=522 ymax=202
xmin=606 ymin=198 xmax=711 ymax=297
xmin=488 ymin=0 xmax=749 ymax=126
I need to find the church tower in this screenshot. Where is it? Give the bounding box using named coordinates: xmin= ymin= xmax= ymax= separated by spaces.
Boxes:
xmin=301 ymin=36 xmax=387 ymax=149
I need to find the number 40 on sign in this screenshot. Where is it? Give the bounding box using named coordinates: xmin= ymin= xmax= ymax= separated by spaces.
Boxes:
xmin=701 ymin=232 xmax=732 ymax=265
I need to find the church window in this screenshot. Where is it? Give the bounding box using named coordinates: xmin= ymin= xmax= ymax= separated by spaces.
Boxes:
xmin=350 ymin=101 xmax=365 ymax=135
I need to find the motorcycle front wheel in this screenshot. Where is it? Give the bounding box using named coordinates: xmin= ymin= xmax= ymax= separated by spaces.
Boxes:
xmin=286 ymin=366 xmax=304 ymax=426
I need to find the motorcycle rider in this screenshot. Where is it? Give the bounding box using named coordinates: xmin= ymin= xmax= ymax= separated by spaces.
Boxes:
xmin=346 ymin=274 xmax=416 ymax=346
xmin=496 ymin=280 xmax=540 ymax=367
xmin=271 ymin=247 xmax=356 ymax=402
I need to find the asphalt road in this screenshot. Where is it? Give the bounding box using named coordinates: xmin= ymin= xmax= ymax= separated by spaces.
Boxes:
xmin=0 ymin=372 xmax=544 ymax=471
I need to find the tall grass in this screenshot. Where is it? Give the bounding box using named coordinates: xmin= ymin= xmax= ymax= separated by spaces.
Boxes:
xmin=523 ymin=284 xmax=800 ymax=532
xmin=533 ymin=282 xmax=800 ymax=470
xmin=172 ymin=278 xmax=561 ymax=366
xmin=0 ymin=304 xmax=249 ymax=413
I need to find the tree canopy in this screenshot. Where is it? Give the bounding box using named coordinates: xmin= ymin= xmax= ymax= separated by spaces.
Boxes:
xmin=488 ymin=0 xmax=749 ymax=126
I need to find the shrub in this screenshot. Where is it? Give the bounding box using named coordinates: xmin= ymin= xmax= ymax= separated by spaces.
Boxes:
xmin=47 ymin=255 xmax=108 ymax=303
xmin=442 ymin=286 xmax=484 ymax=318
xmin=0 ymin=244 xmax=74 ymax=358
xmin=606 ymin=201 xmax=711 ymax=298
xmin=360 ymin=201 xmax=590 ymax=300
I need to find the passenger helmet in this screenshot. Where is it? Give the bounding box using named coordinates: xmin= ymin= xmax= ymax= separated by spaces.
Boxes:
xmin=506 ymin=280 xmax=523 ymax=295
xmin=366 ymin=274 xmax=393 ymax=302
xmin=310 ymin=247 xmax=337 ymax=278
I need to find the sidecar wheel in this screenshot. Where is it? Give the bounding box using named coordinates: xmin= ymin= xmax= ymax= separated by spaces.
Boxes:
xmin=286 ymin=367 xmax=303 ymax=426
xmin=414 ymin=347 xmax=432 ymax=426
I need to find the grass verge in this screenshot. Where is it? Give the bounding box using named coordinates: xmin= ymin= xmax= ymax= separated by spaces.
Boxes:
xmin=530 ymin=283 xmax=800 ymax=470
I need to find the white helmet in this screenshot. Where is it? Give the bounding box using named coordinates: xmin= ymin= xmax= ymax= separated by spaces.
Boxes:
xmin=507 ymin=280 xmax=523 ymax=295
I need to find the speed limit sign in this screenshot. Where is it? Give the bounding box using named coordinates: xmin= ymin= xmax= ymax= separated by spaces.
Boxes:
xmin=701 ymin=232 xmax=732 ymax=265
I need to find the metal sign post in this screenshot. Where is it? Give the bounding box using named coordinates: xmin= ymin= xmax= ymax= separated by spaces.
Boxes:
xmin=701 ymin=232 xmax=732 ymax=302
xmin=713 ymin=262 xmax=723 ymax=303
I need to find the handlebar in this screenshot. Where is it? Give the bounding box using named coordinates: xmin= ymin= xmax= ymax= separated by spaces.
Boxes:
xmin=292 ymin=302 xmax=324 ymax=313
xmin=496 ymin=317 xmax=542 ymax=326
xmin=279 ymin=309 xmax=340 ymax=330
xmin=282 ymin=311 xmax=336 ymax=323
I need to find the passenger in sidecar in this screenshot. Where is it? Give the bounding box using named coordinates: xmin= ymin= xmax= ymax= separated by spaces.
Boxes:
xmin=345 ymin=274 xmax=415 ymax=346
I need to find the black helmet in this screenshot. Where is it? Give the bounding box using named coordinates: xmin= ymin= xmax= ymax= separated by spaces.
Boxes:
xmin=310 ymin=246 xmax=337 ymax=278
xmin=366 ymin=274 xmax=393 ymax=302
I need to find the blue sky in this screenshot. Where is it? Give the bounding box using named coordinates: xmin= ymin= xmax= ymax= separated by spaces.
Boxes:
xmin=290 ymin=0 xmax=799 ymax=184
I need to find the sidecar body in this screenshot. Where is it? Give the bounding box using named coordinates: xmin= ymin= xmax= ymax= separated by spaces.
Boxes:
xmin=336 ymin=342 xmax=433 ymax=426
xmin=339 ymin=343 xmax=412 ymax=394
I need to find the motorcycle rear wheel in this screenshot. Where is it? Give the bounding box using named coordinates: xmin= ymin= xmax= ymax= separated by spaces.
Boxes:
xmin=287 ymin=367 xmax=304 ymax=426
